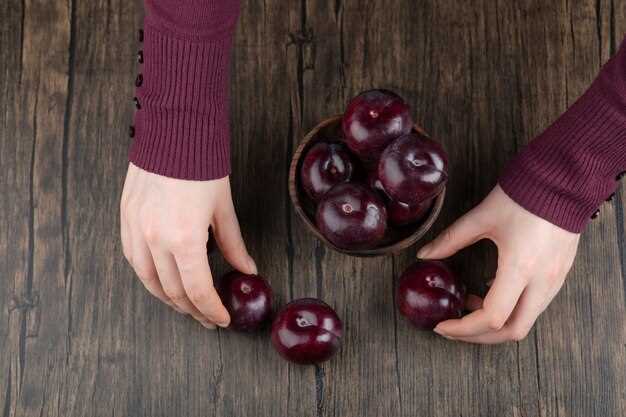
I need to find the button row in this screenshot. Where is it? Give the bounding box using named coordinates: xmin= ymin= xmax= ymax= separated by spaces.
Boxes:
xmin=130 ymin=29 xmax=145 ymax=138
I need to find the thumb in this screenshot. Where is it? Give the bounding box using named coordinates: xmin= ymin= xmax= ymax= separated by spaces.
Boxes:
xmin=213 ymin=198 xmax=258 ymax=276
xmin=417 ymin=206 xmax=488 ymax=259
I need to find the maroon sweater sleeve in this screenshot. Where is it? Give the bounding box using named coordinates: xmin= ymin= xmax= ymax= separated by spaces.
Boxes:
xmin=499 ymin=37 xmax=626 ymax=233
xmin=129 ymin=0 xmax=240 ymax=180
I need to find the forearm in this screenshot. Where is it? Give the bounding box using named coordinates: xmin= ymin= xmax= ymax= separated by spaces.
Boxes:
xmin=129 ymin=0 xmax=240 ymax=180
xmin=499 ymin=36 xmax=626 ymax=233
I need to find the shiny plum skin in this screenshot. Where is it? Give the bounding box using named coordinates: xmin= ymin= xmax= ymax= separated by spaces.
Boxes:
xmin=342 ymin=89 xmax=413 ymax=163
xmin=396 ymin=261 xmax=465 ymax=330
xmin=366 ymin=170 xmax=388 ymax=196
xmin=300 ymin=142 xmax=355 ymax=201
xmin=316 ymin=183 xmax=387 ymax=249
xmin=388 ymin=198 xmax=432 ymax=226
xmin=271 ymin=298 xmax=343 ymax=364
xmin=378 ymin=133 xmax=448 ymax=206
xmin=217 ymin=271 xmax=273 ymax=332
xmin=366 ymin=170 xmax=433 ymax=226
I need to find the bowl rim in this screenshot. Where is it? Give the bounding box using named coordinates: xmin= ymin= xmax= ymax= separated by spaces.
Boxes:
xmin=288 ymin=114 xmax=446 ymax=257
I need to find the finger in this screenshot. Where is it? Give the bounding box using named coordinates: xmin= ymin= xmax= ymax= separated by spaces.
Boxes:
xmin=120 ymin=165 xmax=140 ymax=266
xmin=130 ymin=231 xmax=183 ymax=313
xmin=447 ymin=284 xmax=547 ymax=344
xmin=120 ymin=208 xmax=133 ymax=267
xmin=151 ymin=247 xmax=214 ymax=328
xmin=442 ymin=329 xmax=512 ymax=344
xmin=434 ymin=265 xmax=527 ymax=337
xmin=173 ymin=245 xmax=230 ymax=328
xmin=213 ymin=195 xmax=257 ymax=275
xmin=417 ymin=207 xmax=489 ymax=259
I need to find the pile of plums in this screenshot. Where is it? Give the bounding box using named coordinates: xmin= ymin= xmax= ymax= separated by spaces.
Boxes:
xmin=300 ymin=89 xmax=448 ymax=250
xmin=212 ymin=91 xmax=460 ymax=365
xmin=216 ymin=260 xmax=465 ymax=364
xmin=217 ymin=271 xmax=343 ymax=365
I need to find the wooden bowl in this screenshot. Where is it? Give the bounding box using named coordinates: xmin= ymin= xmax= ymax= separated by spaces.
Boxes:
xmin=288 ymin=115 xmax=446 ymax=257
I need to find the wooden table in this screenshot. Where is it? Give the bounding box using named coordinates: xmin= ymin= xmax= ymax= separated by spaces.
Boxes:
xmin=1 ymin=1 xmax=625 ymax=416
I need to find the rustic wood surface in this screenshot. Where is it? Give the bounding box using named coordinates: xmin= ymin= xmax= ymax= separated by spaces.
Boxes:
xmin=1 ymin=1 xmax=625 ymax=416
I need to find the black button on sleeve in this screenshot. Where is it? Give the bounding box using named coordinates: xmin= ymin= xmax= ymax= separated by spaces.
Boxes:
xmin=137 ymin=50 xmax=143 ymax=64
xmin=129 ymin=125 xmax=135 ymax=138
xmin=138 ymin=29 xmax=144 ymax=42
xmin=133 ymin=97 xmax=141 ymax=110
xmin=590 ymin=209 xmax=600 ymax=219
xmin=135 ymin=74 xmax=143 ymax=87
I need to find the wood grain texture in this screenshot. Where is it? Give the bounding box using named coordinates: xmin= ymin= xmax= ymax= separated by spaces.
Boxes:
xmin=0 ymin=0 xmax=624 ymax=416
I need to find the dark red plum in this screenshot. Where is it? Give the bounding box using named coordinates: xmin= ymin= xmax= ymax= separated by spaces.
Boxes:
xmin=388 ymin=198 xmax=432 ymax=226
xmin=342 ymin=89 xmax=413 ymax=162
xmin=271 ymin=298 xmax=342 ymax=364
xmin=217 ymin=271 xmax=273 ymax=332
xmin=300 ymin=142 xmax=355 ymax=201
xmin=316 ymin=183 xmax=387 ymax=249
xmin=396 ymin=261 xmax=465 ymax=330
xmin=366 ymin=171 xmax=433 ymax=226
xmin=378 ymin=133 xmax=448 ymax=206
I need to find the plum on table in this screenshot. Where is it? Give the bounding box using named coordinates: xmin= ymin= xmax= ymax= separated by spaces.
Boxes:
xmin=396 ymin=260 xmax=465 ymax=330
xmin=271 ymin=298 xmax=342 ymax=364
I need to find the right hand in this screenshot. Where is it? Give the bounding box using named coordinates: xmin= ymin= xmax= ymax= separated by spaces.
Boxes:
xmin=417 ymin=185 xmax=580 ymax=343
xmin=120 ymin=163 xmax=257 ymax=329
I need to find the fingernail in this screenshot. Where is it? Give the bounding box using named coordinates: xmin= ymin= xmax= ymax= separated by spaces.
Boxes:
xmin=201 ymin=321 xmax=216 ymax=330
xmin=434 ymin=328 xmax=454 ymax=340
xmin=217 ymin=321 xmax=230 ymax=329
xmin=167 ymin=303 xmax=185 ymax=314
xmin=417 ymin=244 xmax=432 ymax=259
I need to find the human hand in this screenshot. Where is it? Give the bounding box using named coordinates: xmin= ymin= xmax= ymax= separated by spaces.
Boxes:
xmin=120 ymin=163 xmax=257 ymax=329
xmin=417 ymin=185 xmax=580 ymax=343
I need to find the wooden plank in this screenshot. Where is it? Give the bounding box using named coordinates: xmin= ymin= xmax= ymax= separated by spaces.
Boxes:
xmin=0 ymin=1 xmax=30 ymax=415
xmin=209 ymin=1 xmax=295 ymax=417
xmin=292 ymin=2 xmax=416 ymax=417
xmin=388 ymin=1 xmax=532 ymax=416
xmin=0 ymin=0 xmax=72 ymax=416
xmin=59 ymin=1 xmax=139 ymax=416
xmin=530 ymin=1 xmax=626 ymax=416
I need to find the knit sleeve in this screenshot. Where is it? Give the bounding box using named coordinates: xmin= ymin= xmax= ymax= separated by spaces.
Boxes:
xmin=499 ymin=37 xmax=626 ymax=233
xmin=129 ymin=0 xmax=240 ymax=180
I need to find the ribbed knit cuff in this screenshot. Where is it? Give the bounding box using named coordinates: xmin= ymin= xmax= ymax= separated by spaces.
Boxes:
xmin=499 ymin=46 xmax=626 ymax=233
xmin=129 ymin=1 xmax=239 ymax=180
